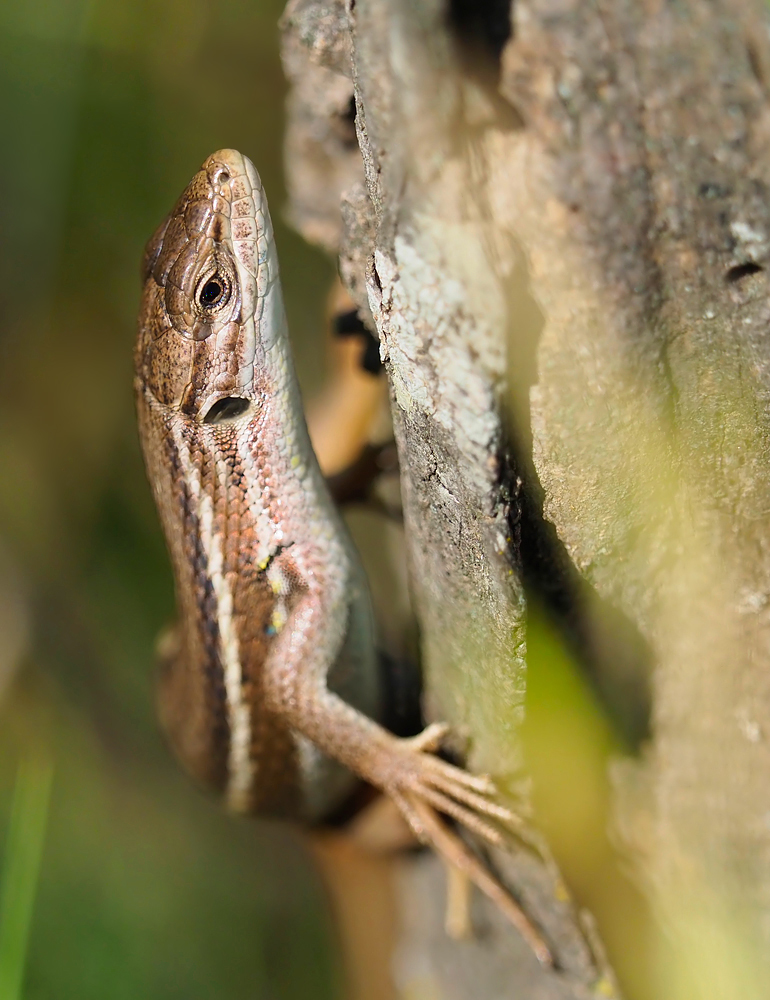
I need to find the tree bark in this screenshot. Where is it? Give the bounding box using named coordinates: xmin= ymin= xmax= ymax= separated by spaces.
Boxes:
xmin=281 ymin=1 xmax=770 ymax=997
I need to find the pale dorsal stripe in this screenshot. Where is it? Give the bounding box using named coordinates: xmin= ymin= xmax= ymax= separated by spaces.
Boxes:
xmin=172 ymin=422 xmax=255 ymax=811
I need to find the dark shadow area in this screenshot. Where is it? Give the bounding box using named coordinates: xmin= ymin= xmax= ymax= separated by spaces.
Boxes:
xmin=513 ymin=461 xmax=654 ymax=752
xmin=446 ymin=0 xmax=512 ymax=64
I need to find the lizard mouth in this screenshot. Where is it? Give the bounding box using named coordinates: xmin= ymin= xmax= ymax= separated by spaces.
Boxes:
xmin=201 ymin=396 xmax=252 ymax=425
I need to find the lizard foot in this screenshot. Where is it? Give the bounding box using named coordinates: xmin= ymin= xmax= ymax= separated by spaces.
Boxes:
xmin=376 ymin=724 xmax=553 ymax=966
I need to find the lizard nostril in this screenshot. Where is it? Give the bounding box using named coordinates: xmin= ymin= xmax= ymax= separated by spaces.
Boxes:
xmin=202 ymin=397 xmax=251 ymax=424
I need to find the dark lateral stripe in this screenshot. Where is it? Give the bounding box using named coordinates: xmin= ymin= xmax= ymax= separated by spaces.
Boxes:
xmin=162 ymin=427 xmax=231 ymax=794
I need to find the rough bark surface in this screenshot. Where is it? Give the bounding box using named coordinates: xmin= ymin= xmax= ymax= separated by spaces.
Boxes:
xmin=282 ymin=1 xmax=770 ymax=997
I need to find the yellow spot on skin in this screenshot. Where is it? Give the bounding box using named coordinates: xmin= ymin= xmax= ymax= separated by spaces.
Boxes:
xmin=291 ymin=455 xmax=300 ymax=469
xmin=271 ymin=607 xmax=286 ymax=633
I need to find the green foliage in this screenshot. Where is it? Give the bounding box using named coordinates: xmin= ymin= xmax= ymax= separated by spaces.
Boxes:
xmin=0 ymin=761 xmax=53 ymax=1000
xmin=0 ymin=0 xmax=337 ymax=996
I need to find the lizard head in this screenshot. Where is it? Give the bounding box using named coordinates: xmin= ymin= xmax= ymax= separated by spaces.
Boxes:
xmin=135 ymin=149 xmax=277 ymax=425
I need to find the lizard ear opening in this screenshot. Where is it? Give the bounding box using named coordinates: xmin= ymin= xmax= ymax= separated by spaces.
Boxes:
xmin=202 ymin=397 xmax=252 ymax=424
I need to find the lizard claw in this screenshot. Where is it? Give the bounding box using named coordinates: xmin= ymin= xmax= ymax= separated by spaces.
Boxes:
xmin=377 ymin=723 xmax=553 ymax=966
xmin=403 ymin=791 xmax=554 ymax=967
xmin=404 ymin=721 xmax=450 ymax=753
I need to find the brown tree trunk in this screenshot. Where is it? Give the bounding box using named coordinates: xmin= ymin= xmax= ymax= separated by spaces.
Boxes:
xmin=282 ymin=2 xmax=770 ymax=997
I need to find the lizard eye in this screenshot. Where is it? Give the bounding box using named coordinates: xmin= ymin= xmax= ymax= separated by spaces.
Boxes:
xmin=196 ymin=272 xmax=231 ymax=311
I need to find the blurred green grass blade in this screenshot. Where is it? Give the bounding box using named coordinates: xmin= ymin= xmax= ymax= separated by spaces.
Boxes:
xmin=0 ymin=760 xmax=54 ymax=1000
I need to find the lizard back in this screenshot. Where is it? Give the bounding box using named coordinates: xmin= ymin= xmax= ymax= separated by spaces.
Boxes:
xmin=135 ymin=150 xmax=379 ymax=819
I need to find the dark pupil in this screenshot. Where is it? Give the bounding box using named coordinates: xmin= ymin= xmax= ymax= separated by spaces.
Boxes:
xmin=200 ymin=278 xmax=224 ymax=306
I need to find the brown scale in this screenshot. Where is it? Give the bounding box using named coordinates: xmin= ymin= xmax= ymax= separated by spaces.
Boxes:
xmin=133 ymin=157 xmax=269 ymax=802
xmin=145 ymin=414 xmax=231 ymax=794
xmin=220 ymin=434 xmax=302 ymax=816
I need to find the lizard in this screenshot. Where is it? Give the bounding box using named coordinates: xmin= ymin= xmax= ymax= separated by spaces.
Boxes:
xmin=134 ymin=148 xmax=552 ymax=966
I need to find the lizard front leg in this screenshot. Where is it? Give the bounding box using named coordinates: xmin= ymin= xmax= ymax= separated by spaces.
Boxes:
xmin=262 ymin=558 xmax=553 ymax=966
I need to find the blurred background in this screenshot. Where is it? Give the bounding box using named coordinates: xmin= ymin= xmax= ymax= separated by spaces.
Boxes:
xmin=0 ymin=0 xmax=341 ymax=996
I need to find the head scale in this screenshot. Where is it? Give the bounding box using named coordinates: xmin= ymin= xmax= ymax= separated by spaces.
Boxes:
xmin=136 ymin=149 xmax=275 ymax=424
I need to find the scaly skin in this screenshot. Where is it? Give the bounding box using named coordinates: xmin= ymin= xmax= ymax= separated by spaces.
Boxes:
xmin=134 ymin=149 xmax=551 ymax=964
